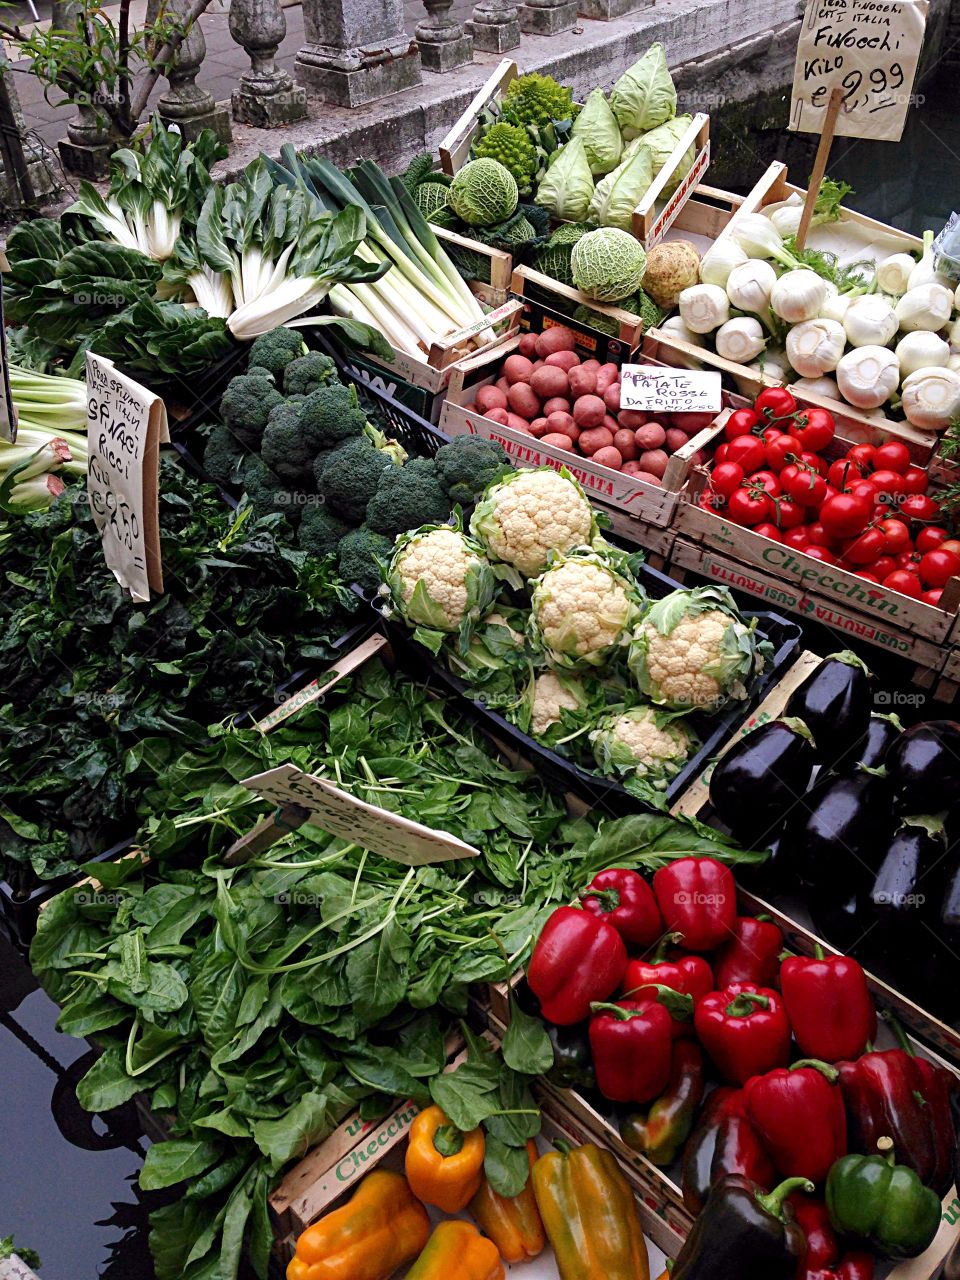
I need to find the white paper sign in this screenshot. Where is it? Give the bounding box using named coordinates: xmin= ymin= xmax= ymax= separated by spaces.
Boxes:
xmin=789 ymin=0 xmax=927 ymax=142
xmin=85 ymin=353 xmax=168 ymax=602
xmin=620 ymin=365 xmax=722 ymax=413
xmin=241 ymin=763 xmax=480 ymax=867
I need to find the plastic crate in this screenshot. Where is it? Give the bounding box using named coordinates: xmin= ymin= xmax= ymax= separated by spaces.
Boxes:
xmin=381 ymin=562 xmax=802 ymax=814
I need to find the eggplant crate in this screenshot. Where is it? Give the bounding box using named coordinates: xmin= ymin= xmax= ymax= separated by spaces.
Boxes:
xmin=437 ymin=59 xmax=709 ymax=251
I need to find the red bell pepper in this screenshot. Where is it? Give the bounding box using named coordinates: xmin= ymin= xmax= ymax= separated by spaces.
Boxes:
xmin=527 ymin=906 xmax=627 ymax=1026
xmin=589 ymin=996 xmax=680 ymax=1104
xmin=780 ymin=946 xmax=876 ymax=1063
xmin=621 ymin=933 xmax=713 ymax=1036
xmin=694 ymin=982 xmax=792 ymax=1084
xmin=744 ymin=1060 xmax=848 ymax=1183
xmin=714 ymin=916 xmax=783 ymax=990
xmin=790 ymin=1196 xmax=876 ymax=1280
xmin=653 ymin=857 xmax=737 ymax=952
xmin=580 ymin=867 xmax=662 ymax=947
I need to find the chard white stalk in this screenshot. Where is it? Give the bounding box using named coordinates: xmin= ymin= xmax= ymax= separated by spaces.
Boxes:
xmin=786 ymin=318 xmax=846 ymax=377
xmin=843 ymin=295 xmax=898 ymax=348
xmin=876 ymin=252 xmax=916 ymax=296
xmin=699 ymin=240 xmax=748 ymax=288
xmin=836 ymin=346 xmax=900 ymax=409
xmin=726 ymin=259 xmax=777 ymax=320
xmin=900 ymin=367 xmax=960 ymax=430
xmin=679 ymin=283 xmax=730 ymax=334
xmin=895 ymin=283 xmax=953 ymax=333
xmin=770 ymin=270 xmax=827 ymax=324
xmin=715 ymin=316 xmax=765 ymax=363
xmin=895 ymin=331 xmax=950 ymax=378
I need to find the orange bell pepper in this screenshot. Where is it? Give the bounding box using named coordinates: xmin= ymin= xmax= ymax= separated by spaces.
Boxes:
xmin=286 ymin=1169 xmax=429 ymax=1280
xmin=404 ymin=1104 xmax=485 ymax=1213
xmin=406 ymin=1220 xmax=505 ymax=1280
xmin=469 ymin=1139 xmax=545 ymax=1263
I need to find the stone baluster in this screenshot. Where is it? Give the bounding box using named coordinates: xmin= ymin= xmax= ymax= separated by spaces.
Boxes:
xmin=417 ymin=0 xmax=473 ymax=71
xmin=295 ymin=0 xmax=421 ymax=107
xmin=519 ymin=0 xmax=576 ymax=35
xmin=148 ymin=0 xmax=232 ymax=143
xmin=229 ymin=0 xmax=306 ymax=125
xmin=467 ymin=0 xmax=520 ymax=53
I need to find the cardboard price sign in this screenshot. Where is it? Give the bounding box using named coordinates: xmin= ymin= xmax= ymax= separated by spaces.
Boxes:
xmin=241 ymin=764 xmax=481 ymax=867
xmin=85 ymin=353 xmax=168 ymax=602
xmin=790 ymin=0 xmax=928 ymax=142
xmin=620 ymin=366 xmax=722 ymax=414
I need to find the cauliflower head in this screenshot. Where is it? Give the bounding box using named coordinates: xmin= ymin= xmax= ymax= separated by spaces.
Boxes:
xmin=528 ymin=549 xmax=642 ymax=669
xmin=629 ymin=586 xmax=765 ymax=711
xmin=591 ymin=706 xmax=694 ymax=792
xmin=470 ymin=467 xmax=596 ymax=577
xmin=528 ymin=668 xmax=590 ymax=738
xmin=384 ymin=524 xmax=496 ymax=645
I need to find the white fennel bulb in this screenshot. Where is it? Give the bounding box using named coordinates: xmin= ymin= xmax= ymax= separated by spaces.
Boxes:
xmin=786 ymin=318 xmax=846 ymax=377
xmin=949 ymin=316 xmax=960 ymax=348
xmin=900 ymin=367 xmax=960 ymax=430
xmin=949 ymin=353 xmax=960 ymax=372
xmin=656 ymin=316 xmax=706 ymax=368
xmin=725 ymin=260 xmax=777 ymax=317
xmin=836 ymin=346 xmax=900 ymax=409
xmin=875 ymin=253 xmax=916 ymax=296
xmin=736 ymin=349 xmax=787 ymax=392
xmin=770 ymin=270 xmax=827 ymax=324
xmin=895 ymin=331 xmax=950 ymax=378
xmin=895 ymin=283 xmax=953 ymax=333
xmin=843 ymin=295 xmax=898 ymax=348
xmin=700 ymin=240 xmax=749 ymax=288
xmin=769 ymin=204 xmax=803 ymax=240
xmin=729 ymin=214 xmax=800 ymax=269
xmin=715 ymin=316 xmax=765 ymax=363
xmin=679 ymin=283 xmax=729 ymax=334
xmin=820 ymin=290 xmax=852 ymax=324
xmin=908 ymin=233 xmax=952 ymax=290
xmin=791 ymin=375 xmax=840 ymax=398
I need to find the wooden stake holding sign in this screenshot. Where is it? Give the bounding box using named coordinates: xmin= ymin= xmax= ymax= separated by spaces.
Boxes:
xmin=789 ymin=0 xmax=928 ymax=247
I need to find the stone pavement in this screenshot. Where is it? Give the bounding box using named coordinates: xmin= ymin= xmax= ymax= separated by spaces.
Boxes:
xmin=10 ymin=0 xmax=474 ymax=164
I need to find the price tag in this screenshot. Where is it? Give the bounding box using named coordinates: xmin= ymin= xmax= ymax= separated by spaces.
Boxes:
xmin=620 ymin=366 xmax=722 ymax=414
xmin=241 ymin=763 xmax=481 ymax=867
xmin=789 ymin=0 xmax=927 ymax=142
xmin=85 ymin=353 xmax=168 ymax=602
xmin=0 ymin=276 xmax=17 ymax=443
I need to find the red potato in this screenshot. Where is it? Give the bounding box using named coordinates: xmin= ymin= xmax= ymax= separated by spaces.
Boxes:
xmin=580 ymin=358 xmax=601 ymax=373
xmin=639 ymin=448 xmax=669 ymax=478
xmin=495 ymin=376 xmax=510 ymax=394
xmin=541 ymin=432 xmax=576 ymax=451
xmin=532 ymin=359 xmax=545 ymax=371
xmin=518 ymin=332 xmax=539 ymax=358
xmin=530 ymin=365 xmax=569 ymax=401
xmin=506 ymin=413 xmax=532 ymax=433
xmin=579 ymin=426 xmax=615 ymax=457
xmin=535 ymin=326 xmax=578 ymax=357
xmin=568 ymin=366 xmax=598 ymax=398
xmin=503 ymin=354 xmax=535 ymax=385
xmin=486 ymin=407 xmax=509 ymax=425
xmin=596 ymin=363 xmax=620 ymax=394
xmin=543 ymin=396 xmax=571 ymax=416
xmin=508 ymin=383 xmax=541 ymax=419
xmin=613 ymin=429 xmax=638 ymax=461
xmin=617 ymin=409 xmax=649 ymax=430
xmin=592 ymin=446 xmax=623 ymax=471
xmin=602 ymin=414 xmax=620 ymax=434
xmin=546 ymin=410 xmax=577 ymax=438
xmin=634 ymin=422 xmax=667 ymax=450
xmin=475 ymin=385 xmax=508 ymax=414
xmin=665 ymin=428 xmax=690 ymax=453
xmin=529 ymin=417 xmax=549 ymax=438
xmin=670 ymin=411 xmax=716 ymax=433
xmin=603 ymin=382 xmax=621 ymax=413
xmin=622 ymin=461 xmax=662 ymax=484
xmin=573 ymin=395 xmax=606 ymax=429
xmin=544 ymin=350 xmax=581 ymax=372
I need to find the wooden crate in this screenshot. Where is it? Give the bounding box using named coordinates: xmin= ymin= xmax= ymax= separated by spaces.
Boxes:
xmin=511 ymin=263 xmax=646 ymax=351
xmin=435 ymin=224 xmax=513 ymax=310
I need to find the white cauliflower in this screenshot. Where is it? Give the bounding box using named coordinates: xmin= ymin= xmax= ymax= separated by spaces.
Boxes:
xmin=529 ymin=550 xmax=641 ymax=668
xmin=529 ymin=669 xmax=588 ymax=737
xmin=629 ymin=586 xmax=765 ymax=711
xmin=470 ymin=467 xmax=596 ymax=577
xmin=384 ymin=524 xmax=496 ymax=637
xmin=591 ymin=706 xmax=694 ymax=793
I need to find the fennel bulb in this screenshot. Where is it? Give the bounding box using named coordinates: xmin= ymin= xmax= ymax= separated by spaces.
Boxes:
xmin=895 ymin=284 xmax=953 ymax=333
xmin=820 ymin=290 xmax=852 ymax=324
xmin=842 ymin=295 xmax=898 ymax=348
xmin=876 ymin=252 xmax=916 ymax=296
xmin=700 ymin=240 xmax=748 ymax=288
xmin=908 ymin=231 xmax=952 ymax=289
xmin=678 ymin=283 xmax=729 ymax=334
xmin=715 ymin=316 xmax=765 ymax=363
xmin=895 ymin=331 xmax=950 ymax=378
xmin=726 ymin=260 xmax=777 ymax=319
xmin=836 ymin=346 xmax=900 ymax=409
xmin=786 ymin=318 xmax=845 ymax=378
xmin=900 ymin=367 xmax=960 ymax=430
xmin=656 ymin=316 xmax=706 ymax=368
xmin=791 ymin=375 xmax=840 ymax=398
xmin=728 ymin=215 xmax=802 ymax=270
xmin=770 ymin=270 xmax=827 ymax=325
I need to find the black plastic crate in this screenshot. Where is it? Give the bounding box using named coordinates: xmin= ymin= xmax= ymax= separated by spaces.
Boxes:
xmin=380 ymin=562 xmax=802 ymax=816
xmin=161 ymin=342 xmax=249 ymax=441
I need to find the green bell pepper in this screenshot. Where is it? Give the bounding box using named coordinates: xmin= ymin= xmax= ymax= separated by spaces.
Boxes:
xmin=826 ymin=1138 xmax=942 ymax=1259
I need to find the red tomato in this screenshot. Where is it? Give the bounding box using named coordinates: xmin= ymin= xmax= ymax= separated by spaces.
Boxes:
xmin=712 ymin=461 xmax=745 ymax=498
xmin=922 ymin=588 xmax=944 ymax=606
xmin=699 ymin=490 xmax=725 ymax=511
xmin=872 ymin=555 xmax=896 ymax=580
xmin=900 ymin=466 xmax=929 ymax=495
xmin=789 ymin=406 xmax=835 ymax=452
xmin=868 ymin=469 xmax=908 ymax=503
xmin=919 ymin=548 xmax=960 ymax=587
xmin=761 ymin=426 xmax=784 ymax=446
xmin=915 ymin=526 xmax=949 ymax=554
xmin=765 ymin=434 xmax=800 ymax=472
xmin=724 ymin=408 xmax=760 ymax=440
xmin=755 ymin=388 xmax=798 ymax=422
xmin=754 ymin=523 xmax=784 ymax=542
xmin=849 ymin=480 xmax=880 ymax=506
xmin=805 ymin=546 xmax=838 ymax=564
xmin=807 ymin=521 xmax=837 ymax=549
xmin=784 ymin=467 xmax=828 ymax=507
xmin=774 ymin=497 xmax=805 ymax=530
xmin=779 ymin=463 xmax=802 ymax=490
xmin=802 ymin=451 xmax=829 ymax=477
xmin=846 ymin=444 xmax=877 ymax=471
xmin=879 ymin=518 xmax=911 ymax=555
xmin=858 ymin=571 xmax=882 ymax=584
xmin=748 ymin=469 xmax=782 ymax=497
xmin=727 ymin=488 xmax=774 ymax=526
xmin=843 ymin=527 xmax=886 ymax=565
xmin=883 ymin=570 xmax=923 ymax=598
xmin=726 ymin=435 xmax=767 ymax=472
xmin=895 ymin=551 xmax=922 ymax=573
xmin=714 ymin=443 xmax=730 ymax=465
xmin=820 ymin=492 xmax=873 ymax=538
xmin=940 ymin=539 xmax=960 ymax=558
xmin=784 ymin=527 xmax=811 ymax=550
xmin=828 ymin=458 xmax=864 ymax=491
xmin=873 ymin=441 xmax=912 ymax=474
xmin=900 ymin=494 xmax=941 ymax=523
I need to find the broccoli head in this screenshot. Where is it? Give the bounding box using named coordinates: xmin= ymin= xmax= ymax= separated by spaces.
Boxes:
xmin=316 ymin=435 xmax=397 ymax=523
xmin=283 ymin=352 xmax=337 ymax=396
xmin=299 ymin=382 xmax=368 ymax=452
xmin=435 ymin=436 xmax=511 ymax=508
xmin=203 ymin=421 xmax=248 ymax=487
xmin=242 ymin=456 xmax=300 ymax=525
xmin=260 ymin=400 xmax=317 ymax=487
xmin=246 ymin=365 xmax=276 ymax=382
xmin=247 ymin=329 xmax=308 ymax=378
xmin=297 ymin=502 xmax=350 ymax=558
xmin=337 ymin=526 xmax=394 ymax=594
xmin=365 ymin=463 xmax=451 ymax=539
xmin=219 ymin=373 xmax=284 ymax=448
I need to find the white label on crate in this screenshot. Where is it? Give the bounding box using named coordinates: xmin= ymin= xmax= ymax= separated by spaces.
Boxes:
xmin=620 ymin=366 xmax=722 ymax=413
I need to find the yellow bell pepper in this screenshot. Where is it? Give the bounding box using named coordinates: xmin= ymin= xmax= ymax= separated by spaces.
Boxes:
xmin=404 ymin=1104 xmax=485 ymax=1213
xmin=469 ymin=1139 xmax=545 ymax=1263
xmin=532 ymin=1141 xmax=650 ymax=1280
xmin=286 ymin=1169 xmax=430 ymax=1280
xmin=405 ymin=1220 xmax=505 ymax=1280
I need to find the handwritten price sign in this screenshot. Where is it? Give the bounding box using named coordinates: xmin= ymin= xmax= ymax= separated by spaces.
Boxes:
xmin=620 ymin=366 xmax=722 ymax=414
xmin=790 ymin=0 xmax=927 ymax=142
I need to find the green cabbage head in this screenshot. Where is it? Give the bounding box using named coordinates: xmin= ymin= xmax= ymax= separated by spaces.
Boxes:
xmin=588 ymin=146 xmax=654 ymax=233
xmin=571 ymin=228 xmax=647 ymax=303
xmin=610 ymin=44 xmax=677 ymax=138
xmin=534 ymin=137 xmax=595 ymax=223
xmin=640 ymin=115 xmax=695 ymax=197
xmin=571 ymin=88 xmax=623 ymax=176
xmin=449 ymin=159 xmax=519 ymax=227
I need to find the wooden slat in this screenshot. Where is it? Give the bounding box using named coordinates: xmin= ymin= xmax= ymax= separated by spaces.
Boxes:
xmin=438 ymin=59 xmax=518 ymax=175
